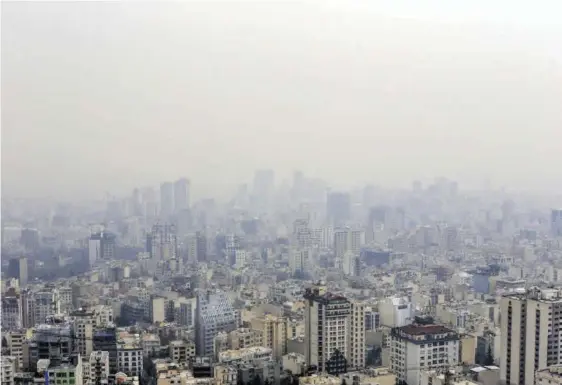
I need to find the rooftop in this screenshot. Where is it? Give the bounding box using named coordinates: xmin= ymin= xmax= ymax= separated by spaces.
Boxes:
xmin=397 ymin=324 xmax=455 ymax=336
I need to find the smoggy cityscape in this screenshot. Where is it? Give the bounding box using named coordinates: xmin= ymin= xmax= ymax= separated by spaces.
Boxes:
xmin=2 ymin=3 xmax=562 ymax=385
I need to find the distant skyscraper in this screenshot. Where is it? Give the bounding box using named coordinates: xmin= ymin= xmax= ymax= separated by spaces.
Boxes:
xmin=252 ymin=169 xmax=275 ymax=210
xmin=160 ymin=182 xmax=175 ymax=218
xmin=89 ymin=232 xmax=116 ymax=265
xmin=8 ymin=257 xmax=28 ymax=287
xmin=147 ymin=224 xmax=177 ymax=261
xmin=326 ymin=192 xmax=351 ymax=227
xmin=334 ymin=228 xmax=364 ymax=259
xmin=174 ymin=178 xmax=191 ymax=212
xmin=552 ymin=209 xmax=562 ymax=238
xmin=362 ymin=184 xmax=376 ymax=208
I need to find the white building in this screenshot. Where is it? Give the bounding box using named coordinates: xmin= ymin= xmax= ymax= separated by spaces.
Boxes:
xmin=289 ymin=248 xmax=312 ymax=276
xmin=1 ymin=356 xmax=16 ymax=385
xmin=88 ymin=351 xmax=110 ymax=385
xmin=379 ymin=297 xmax=413 ymax=328
xmin=1 ymin=293 xmax=22 ymax=330
xmin=147 ymin=224 xmax=177 ymax=261
xmin=218 ymin=346 xmax=272 ymax=364
xmin=117 ymin=338 xmax=143 ymax=378
xmin=33 ymin=291 xmax=61 ymax=326
xmin=334 ymin=228 xmax=364 ymax=259
xmin=342 ymin=251 xmax=359 ymax=276
xmin=390 ymin=324 xmax=460 ymax=385
xmin=500 ymin=287 xmax=562 ymax=385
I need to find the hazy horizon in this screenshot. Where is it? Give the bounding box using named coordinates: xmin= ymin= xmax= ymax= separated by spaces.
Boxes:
xmin=2 ymin=1 xmax=562 ymax=201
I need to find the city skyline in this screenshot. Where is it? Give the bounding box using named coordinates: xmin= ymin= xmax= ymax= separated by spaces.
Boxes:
xmin=3 ymin=1 xmax=562 ymax=200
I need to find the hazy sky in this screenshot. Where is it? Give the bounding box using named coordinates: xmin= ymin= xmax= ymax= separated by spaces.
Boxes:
xmin=2 ymin=1 xmax=561 ymax=200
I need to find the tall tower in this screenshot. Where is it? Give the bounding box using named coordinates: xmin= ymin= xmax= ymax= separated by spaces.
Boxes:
xmin=146 ymin=224 xmax=177 ymax=261
xmin=8 ymin=257 xmax=28 ymax=287
xmin=252 ymin=169 xmax=275 ymax=211
xmin=334 ymin=228 xmax=364 ymax=259
xmin=500 ymin=288 xmax=562 ymax=385
xmin=160 ymin=182 xmax=175 ymax=219
xmin=89 ymin=232 xmax=116 ymax=265
xmin=174 ymin=178 xmax=191 ymax=213
xmin=304 ymin=285 xmax=364 ymax=375
xmin=552 ymin=209 xmax=562 ymax=237
xmin=326 ymin=192 xmax=351 ymax=227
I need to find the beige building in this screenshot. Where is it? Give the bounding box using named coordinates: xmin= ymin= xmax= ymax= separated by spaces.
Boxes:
xmin=170 ymin=340 xmax=196 ymax=365
xmin=536 ymin=366 xmax=562 ymax=385
xmin=215 ymin=365 xmax=238 ymax=385
xmin=1 ymin=356 xmax=16 ymax=385
xmin=299 ymin=374 xmax=340 ymax=385
xmin=227 ymin=328 xmax=263 ymax=350
xmin=459 ymin=334 xmax=476 ymax=365
xmin=341 ymin=367 xmax=396 ymax=385
xmin=304 ymin=286 xmax=366 ymax=374
xmin=251 ymin=314 xmax=287 ymax=360
xmin=500 ymin=288 xmax=562 ymax=385
xmin=5 ymin=331 xmax=25 ymax=370
xmin=156 ymin=364 xmax=191 ymax=385
xmin=349 ymin=301 xmax=366 ymax=370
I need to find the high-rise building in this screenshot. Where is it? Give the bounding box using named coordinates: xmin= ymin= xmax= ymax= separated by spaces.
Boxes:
xmin=2 ymin=356 xmax=16 ymax=385
xmin=93 ymin=327 xmax=118 ymax=375
xmin=334 ymin=228 xmax=364 ymax=260
xmin=71 ymin=309 xmax=95 ymax=359
xmin=342 ymin=251 xmax=360 ymax=277
xmin=500 ymin=288 xmax=562 ymax=385
xmin=32 ymin=322 xmax=75 ymax=368
xmin=88 ymin=232 xmax=116 ymax=265
xmin=160 ymin=182 xmax=175 ymax=219
xmin=174 ymin=178 xmax=191 ymax=213
xmin=552 ymin=209 xmax=562 ymax=238
xmin=8 ymin=257 xmax=28 ymax=287
xmin=1 ymin=289 xmax=22 ymax=330
xmin=304 ymin=285 xmax=365 ymax=375
xmin=250 ymin=315 xmax=287 ymax=360
xmin=89 ymin=351 xmax=110 ymax=385
xmin=195 ymin=291 xmax=238 ymax=356
xmin=252 ymin=169 xmax=275 ymax=210
xmin=289 ymin=248 xmax=312 ymax=276
xmin=390 ymin=323 xmax=460 ymax=385
xmin=147 ymin=224 xmax=177 ymax=261
xmin=326 ymin=192 xmax=351 ymax=227
xmin=32 ymin=291 xmax=61 ymax=326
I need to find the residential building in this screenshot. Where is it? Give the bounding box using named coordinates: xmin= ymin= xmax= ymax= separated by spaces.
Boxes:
xmin=536 ymin=366 xmax=562 ymax=385
xmin=390 ymin=324 xmax=460 ymax=385
xmin=169 ymin=340 xmax=196 ymax=365
xmin=147 ymin=224 xmax=177 ymax=261
xmin=304 ymin=286 xmax=351 ymax=375
xmin=195 ymin=291 xmax=238 ymax=356
xmin=88 ymin=351 xmax=110 ymax=385
xmin=251 ymin=314 xmax=287 ymax=360
xmin=500 ymin=287 xmax=562 ymax=385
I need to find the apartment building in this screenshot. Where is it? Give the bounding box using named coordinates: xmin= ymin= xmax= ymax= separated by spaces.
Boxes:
xmin=390 ymin=323 xmax=460 ymax=385
xmin=500 ymin=287 xmax=562 ymax=385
